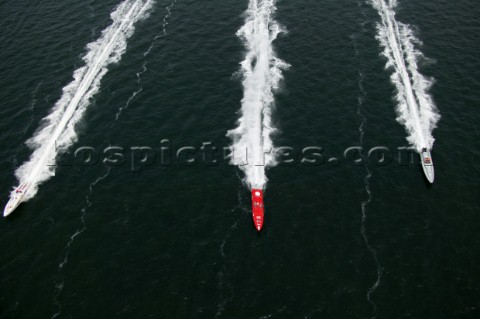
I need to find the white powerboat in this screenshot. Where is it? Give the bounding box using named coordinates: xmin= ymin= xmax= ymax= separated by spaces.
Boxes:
xmin=4 ymin=183 xmax=30 ymax=217
xmin=420 ymin=148 xmax=434 ymax=183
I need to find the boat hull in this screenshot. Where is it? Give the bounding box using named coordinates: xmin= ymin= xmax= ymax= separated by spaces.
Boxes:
xmin=3 ymin=183 xmax=29 ymax=217
xmin=420 ymin=150 xmax=435 ymax=183
xmin=251 ymin=189 xmax=264 ymax=231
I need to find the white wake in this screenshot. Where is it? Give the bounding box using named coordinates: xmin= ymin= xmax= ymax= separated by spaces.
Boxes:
xmin=371 ymin=0 xmax=439 ymax=151
xmin=11 ymin=0 xmax=154 ymax=201
xmin=227 ymin=0 xmax=288 ymax=190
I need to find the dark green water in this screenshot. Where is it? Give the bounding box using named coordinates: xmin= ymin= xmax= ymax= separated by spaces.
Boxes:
xmin=1 ymin=0 xmax=479 ymax=318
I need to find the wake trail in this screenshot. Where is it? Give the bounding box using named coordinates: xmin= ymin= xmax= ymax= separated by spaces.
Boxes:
xmin=370 ymin=0 xmax=439 ymax=151
xmin=360 ymin=167 xmax=381 ymax=318
xmin=50 ymin=0 xmax=180 ymax=314
xmin=227 ymin=0 xmax=289 ymax=190
xmin=51 ymin=168 xmax=111 ymax=319
xmin=48 ymin=0 xmax=157 ymax=315
xmin=51 ymin=2 xmax=178 ymax=314
xmin=114 ymin=0 xmax=177 ymax=121
xmin=51 ymin=2 xmax=178 ymax=315
xmin=353 ymin=15 xmax=382 ymax=316
xmin=358 ymin=70 xmax=382 ymax=318
xmin=10 ymin=0 xmax=154 ymax=203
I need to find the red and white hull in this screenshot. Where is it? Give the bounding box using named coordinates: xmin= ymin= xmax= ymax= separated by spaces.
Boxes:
xmin=251 ymin=189 xmax=264 ymax=231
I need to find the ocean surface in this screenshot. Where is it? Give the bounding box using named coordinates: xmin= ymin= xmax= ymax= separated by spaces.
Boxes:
xmin=1 ymin=0 xmax=479 ymax=318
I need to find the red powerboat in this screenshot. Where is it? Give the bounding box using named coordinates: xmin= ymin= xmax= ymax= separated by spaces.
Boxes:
xmin=251 ymin=189 xmax=264 ymax=231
